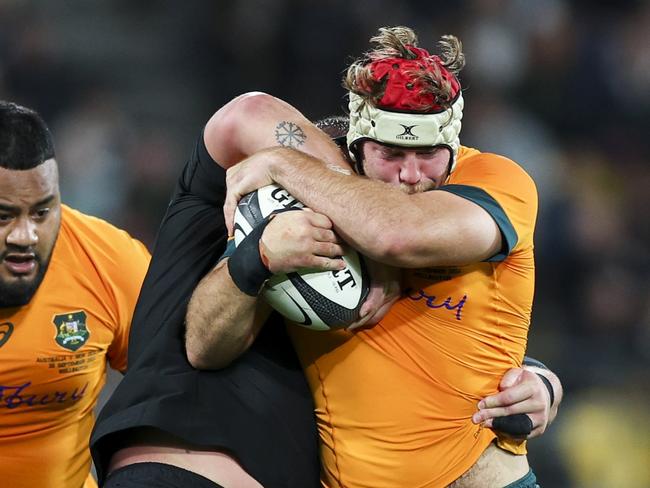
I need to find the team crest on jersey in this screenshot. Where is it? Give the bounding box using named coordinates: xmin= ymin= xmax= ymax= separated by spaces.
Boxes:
xmin=52 ymin=311 xmax=90 ymax=351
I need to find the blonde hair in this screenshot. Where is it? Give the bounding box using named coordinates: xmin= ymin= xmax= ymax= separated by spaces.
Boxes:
xmin=343 ymin=26 xmax=465 ymax=111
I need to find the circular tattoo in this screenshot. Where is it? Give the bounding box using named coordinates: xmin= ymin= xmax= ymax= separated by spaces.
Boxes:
xmin=275 ymin=121 xmax=306 ymax=148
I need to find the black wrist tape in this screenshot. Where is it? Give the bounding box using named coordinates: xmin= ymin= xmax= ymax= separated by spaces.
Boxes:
xmin=228 ymin=219 xmax=273 ymax=296
xmin=522 ymin=356 xmax=550 ymax=370
xmin=493 ymin=413 xmax=533 ymax=437
xmin=536 ymin=373 xmax=555 ymax=407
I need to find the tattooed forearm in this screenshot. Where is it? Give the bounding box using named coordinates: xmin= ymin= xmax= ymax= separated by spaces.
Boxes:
xmin=275 ymin=121 xmax=306 ymax=147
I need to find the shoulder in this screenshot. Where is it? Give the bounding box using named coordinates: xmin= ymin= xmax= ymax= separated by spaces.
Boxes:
xmin=454 ymin=146 xmax=536 ymax=192
xmin=60 ymin=205 xmax=151 ymax=265
xmin=448 ymin=147 xmax=538 ymax=252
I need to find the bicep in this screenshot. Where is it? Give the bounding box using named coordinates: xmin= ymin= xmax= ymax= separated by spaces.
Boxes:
xmin=398 ymin=190 xmax=503 ymax=267
xmin=204 ymin=92 xmax=348 ymax=170
xmin=434 ymin=191 xmax=503 ymax=264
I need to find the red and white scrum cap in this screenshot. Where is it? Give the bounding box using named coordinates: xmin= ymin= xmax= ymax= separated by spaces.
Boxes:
xmin=347 ymin=46 xmax=464 ymax=171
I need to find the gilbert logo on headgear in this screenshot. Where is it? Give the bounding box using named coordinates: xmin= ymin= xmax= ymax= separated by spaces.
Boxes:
xmin=396 ymin=124 xmax=419 ymax=141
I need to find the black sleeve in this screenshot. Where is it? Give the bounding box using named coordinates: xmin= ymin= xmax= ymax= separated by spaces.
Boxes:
xmin=126 ymin=132 xmax=228 ymax=359
xmin=92 ymin=132 xmax=320 ymax=488
xmin=176 ymin=130 xmax=227 ymax=205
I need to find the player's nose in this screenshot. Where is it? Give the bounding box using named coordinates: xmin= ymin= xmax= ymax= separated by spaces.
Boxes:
xmin=399 ymin=157 xmax=422 ymax=185
xmin=6 ymin=217 xmax=39 ymax=248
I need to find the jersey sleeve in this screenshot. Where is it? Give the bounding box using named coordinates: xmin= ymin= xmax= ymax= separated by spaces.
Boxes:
xmin=440 ymin=152 xmax=538 ymax=261
xmin=176 ymin=128 xmax=228 ymax=204
xmin=125 ymin=132 xmax=229 ymax=361
xmin=104 ymin=230 xmax=151 ymax=373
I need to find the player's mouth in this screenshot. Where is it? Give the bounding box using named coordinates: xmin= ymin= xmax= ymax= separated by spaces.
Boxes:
xmin=3 ymin=253 xmax=38 ymax=275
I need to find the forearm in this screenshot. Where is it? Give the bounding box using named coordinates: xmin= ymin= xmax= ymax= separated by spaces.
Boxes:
xmin=185 ymin=259 xmax=269 ymax=370
xmin=267 ymin=150 xmax=497 ymax=267
xmin=268 ymin=150 xmax=398 ymax=259
xmin=217 ymin=93 xmax=500 ymax=267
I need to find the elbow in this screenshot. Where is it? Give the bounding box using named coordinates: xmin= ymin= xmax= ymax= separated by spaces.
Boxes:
xmin=204 ymin=91 xmax=277 ymax=165
xmin=226 ymin=91 xmax=277 ymax=120
xmin=185 ymin=343 xmax=206 ymax=369
xmin=377 ymin=236 xmax=407 ymax=265
xmin=371 ymin=231 xmax=449 ymax=268
xmin=185 ymin=327 xmax=233 ymax=370
xmin=185 ymin=340 xmax=212 ymax=370
xmin=185 ymin=349 xmax=205 ymax=370
xmin=185 ymin=343 xmax=232 ymax=371
xmin=370 ymin=227 xmax=422 ymax=267
xmin=375 ymin=217 xmax=478 ymax=267
xmin=208 ymin=91 xmax=268 ymax=132
xmin=220 ymin=92 xmax=279 ymax=128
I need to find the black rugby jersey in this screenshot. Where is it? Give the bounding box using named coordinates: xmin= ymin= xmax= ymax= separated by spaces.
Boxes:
xmin=90 ymin=134 xmax=320 ymax=488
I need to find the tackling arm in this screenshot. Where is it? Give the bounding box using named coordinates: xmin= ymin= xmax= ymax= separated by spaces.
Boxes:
xmin=204 ymin=91 xmax=349 ymax=171
xmin=218 ymin=94 xmax=502 ymax=268
xmin=185 ymin=258 xmax=271 ymax=370
xmin=185 ymin=208 xmax=345 ymax=369
xmin=274 ymin=153 xmax=501 ymax=267
xmin=185 ymin=93 xmax=350 ymax=369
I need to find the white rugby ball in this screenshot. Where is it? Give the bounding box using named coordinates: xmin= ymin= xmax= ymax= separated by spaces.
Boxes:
xmin=234 ymin=184 xmax=369 ymax=331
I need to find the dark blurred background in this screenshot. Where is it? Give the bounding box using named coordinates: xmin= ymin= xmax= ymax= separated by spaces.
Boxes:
xmin=2 ymin=1 xmax=648 ymax=486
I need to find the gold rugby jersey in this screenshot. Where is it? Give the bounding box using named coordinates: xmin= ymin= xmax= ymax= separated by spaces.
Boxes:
xmin=0 ymin=205 xmax=150 ymax=488
xmin=289 ymin=146 xmax=537 ymax=488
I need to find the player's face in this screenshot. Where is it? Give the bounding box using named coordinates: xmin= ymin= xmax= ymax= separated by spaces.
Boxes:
xmin=0 ymin=160 xmax=61 ymax=307
xmin=360 ymin=140 xmax=451 ymax=194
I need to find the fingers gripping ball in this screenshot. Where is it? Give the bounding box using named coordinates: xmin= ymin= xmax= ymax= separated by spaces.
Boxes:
xmin=233 ymin=184 xmax=305 ymax=241
xmin=233 ymin=184 xmax=370 ymax=331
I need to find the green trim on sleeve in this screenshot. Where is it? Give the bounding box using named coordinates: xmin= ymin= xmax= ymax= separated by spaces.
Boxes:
xmin=438 ymin=184 xmax=518 ymax=261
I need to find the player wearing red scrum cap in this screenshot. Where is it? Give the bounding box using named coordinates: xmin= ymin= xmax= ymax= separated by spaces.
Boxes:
xmin=183 ymin=26 xmax=556 ymax=487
